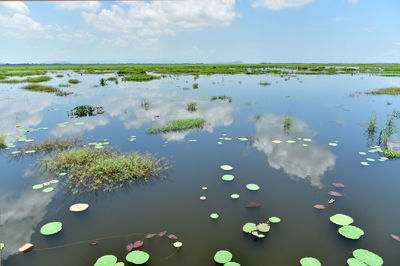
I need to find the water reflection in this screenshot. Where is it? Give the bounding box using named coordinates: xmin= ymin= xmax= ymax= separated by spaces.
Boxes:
xmin=253 ymin=114 xmax=336 ymax=187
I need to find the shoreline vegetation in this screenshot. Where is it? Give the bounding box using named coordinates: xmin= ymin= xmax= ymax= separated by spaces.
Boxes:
xmin=367 ymin=87 xmax=400 ymax=95
xmin=147 ymin=118 xmax=205 ymax=134
xmin=1 ymin=64 xmax=400 ymax=77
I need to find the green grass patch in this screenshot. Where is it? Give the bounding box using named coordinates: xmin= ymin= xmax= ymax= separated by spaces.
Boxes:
xmin=0 ymin=76 xmax=51 ymax=83
xmin=122 ymin=73 xmax=159 ymax=82
xmin=56 ymin=74 xmax=64 ymax=78
xmin=68 ymin=105 xmax=104 ymax=118
xmin=22 ymin=84 xmax=72 ymax=96
xmin=40 ymin=147 xmax=168 ymax=193
xmin=147 ymin=118 xmax=205 ymax=134
xmin=3 ymin=70 xmax=47 ymax=77
xmin=210 ymin=95 xmax=232 ymax=102
xmin=367 ymin=87 xmax=400 ymax=95
xmin=383 ymin=148 xmax=400 ymax=159
xmin=259 ymin=82 xmax=271 ymax=86
xmin=107 ymin=77 xmax=117 ymax=81
xmin=187 ymin=102 xmax=197 ymax=112
xmin=68 ymin=79 xmax=80 ymax=84
xmin=193 ymin=83 xmax=199 ymax=89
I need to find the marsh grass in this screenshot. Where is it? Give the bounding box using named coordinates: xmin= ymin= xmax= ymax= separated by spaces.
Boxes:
xmin=367 ymin=87 xmax=400 ymax=95
xmin=259 ymin=82 xmax=271 ymax=86
xmin=40 ymin=147 xmax=168 ymax=193
xmin=68 ymin=105 xmax=104 ymax=118
xmin=0 ymin=76 xmax=51 ymax=83
xmin=100 ymin=78 xmax=106 ymax=86
xmin=0 ymin=135 xmax=6 ymax=149
xmin=193 ymin=83 xmax=199 ymax=89
xmin=123 ymin=73 xmax=159 ymax=82
xmin=210 ymin=95 xmax=232 ymax=102
xmin=4 ymin=70 xmax=46 ymax=77
xmin=367 ymin=112 xmax=378 ymax=133
xmin=22 ymin=84 xmax=72 ymax=96
xmin=18 ymin=137 xmax=82 ymax=154
xmin=187 ymin=102 xmax=197 ymax=112
xmin=68 ymin=79 xmax=80 ymax=84
xmin=147 ymin=118 xmax=205 ymax=134
xmin=56 ymin=74 xmax=64 ymax=78
xmin=284 ymin=113 xmax=292 ymax=134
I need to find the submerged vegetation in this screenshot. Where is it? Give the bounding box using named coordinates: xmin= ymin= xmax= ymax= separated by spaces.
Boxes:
xmin=68 ymin=105 xmax=104 ymax=118
xmin=210 ymin=95 xmax=232 ymax=102
xmin=367 ymin=87 xmax=400 ymax=95
xmin=147 ymin=118 xmax=205 ymax=134
xmin=40 ymin=147 xmax=167 ymax=193
xmin=187 ymin=102 xmax=197 ymax=112
xmin=376 ymin=110 xmax=400 ymax=159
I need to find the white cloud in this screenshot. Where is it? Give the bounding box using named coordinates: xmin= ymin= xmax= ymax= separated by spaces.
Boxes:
xmin=331 ymin=17 xmax=345 ymax=22
xmin=54 ymin=1 xmax=101 ymax=11
xmin=56 ymin=31 xmax=95 ymax=43
xmin=364 ymin=26 xmax=376 ymax=33
xmin=251 ymin=0 xmax=312 ymax=10
xmin=82 ymin=0 xmax=236 ymax=44
xmin=348 ymin=0 xmax=358 ymax=3
xmin=394 ymin=42 xmax=400 ymax=46
xmin=0 ymin=2 xmax=29 ymax=15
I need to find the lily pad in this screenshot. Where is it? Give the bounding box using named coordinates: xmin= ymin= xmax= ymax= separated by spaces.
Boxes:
xmin=210 ymin=213 xmax=219 ymax=219
xmin=230 ymin=194 xmax=240 ymax=199
xmin=238 ymin=137 xmax=248 ymax=141
xmin=217 ymin=142 xmax=223 ymax=144
xmin=246 ymin=184 xmax=260 ymax=191
xmin=338 ymin=225 xmax=364 ymax=240
xmin=251 ymin=231 xmax=265 ymax=238
xmin=361 ymin=162 xmax=370 ymax=166
xmin=214 ymin=250 xmax=233 ymax=264
xmin=173 ymin=241 xmax=182 ymax=248
xmin=1 ymin=243 xmax=4 ymax=250
xmin=353 ymin=249 xmax=383 ymax=266
xmin=269 ymin=217 xmax=281 ymax=223
xmin=347 ymin=258 xmax=367 ymax=266
xmin=40 ymin=222 xmax=62 ymax=235
xmin=69 ymin=203 xmax=89 ymax=212
xmin=328 ymin=143 xmax=338 ymax=146
xmin=242 ymin=222 xmax=257 ymax=233
xmin=126 ymin=250 xmax=150 ymax=265
xmin=257 ymin=223 xmax=270 ymax=233
xmin=358 ymin=152 xmax=367 ymax=155
xmin=59 ymin=172 xmax=67 ymax=176
xmin=11 ymin=151 xmax=21 ymax=154
xmin=366 ymin=158 xmax=375 ymax=162
xmin=43 ymin=187 xmax=54 ymax=193
xmin=286 ymin=140 xmax=296 ymax=143
xmin=49 ymin=180 xmax=59 ymax=184
xmin=224 ymin=262 xmax=241 ymax=266
xmin=94 ymin=255 xmax=117 ymax=266
xmin=32 ymin=184 xmax=43 ymax=190
xmin=220 ymin=165 xmax=233 ymax=170
xmin=272 ymin=140 xmax=282 ymax=143
xmin=222 ymin=175 xmax=234 ymax=181
xmin=303 ymin=138 xmax=312 ymax=142
xmin=330 ymin=214 xmax=354 ymax=226
xmin=300 ymin=257 xmax=321 ymax=266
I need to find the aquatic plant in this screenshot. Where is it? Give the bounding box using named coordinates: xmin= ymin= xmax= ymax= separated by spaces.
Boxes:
xmin=210 ymin=95 xmax=232 ymax=102
xmin=18 ymin=137 xmax=82 ymax=153
xmin=193 ymin=83 xmax=199 ymax=89
xmin=58 ymin=84 xmax=71 ymax=87
xmin=147 ymin=118 xmax=205 ymax=134
xmin=106 ymin=77 xmax=117 ymax=81
xmin=68 ymin=79 xmax=79 ymax=84
xmin=283 ymin=113 xmax=292 ymax=134
xmin=40 ymin=147 xmax=168 ymax=193
xmin=378 ymin=112 xmax=398 ymax=147
xmin=0 ymin=76 xmax=51 ymax=83
xmin=367 ymin=87 xmax=400 ymax=95
xmin=367 ymin=112 xmax=378 ymax=133
xmin=56 ymin=74 xmax=64 ymax=78
xmin=100 ymin=78 xmax=106 ymax=86
xmin=68 ymin=105 xmax=104 ymax=118
xmin=22 ymin=84 xmax=59 ymax=93
xmin=141 ymin=98 xmax=149 ymax=110
xmin=187 ymin=102 xmax=197 ymax=112
xmin=122 ymin=73 xmax=159 ymax=82
xmin=0 ymin=134 xmax=6 ymax=149
xmin=259 ymin=82 xmax=271 ymax=86
xmin=382 ymin=148 xmax=400 ymax=159
xmin=56 ymin=91 xmax=73 ymax=96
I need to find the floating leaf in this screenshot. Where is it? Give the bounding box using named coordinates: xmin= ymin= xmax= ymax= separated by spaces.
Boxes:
xmin=115 ymin=263 xmax=125 ymax=266
xmin=69 ymin=203 xmax=89 ymax=212
xmin=358 ymin=152 xmax=367 ymax=155
xmin=32 ymin=184 xmax=43 ymax=190
xmin=286 ymin=140 xmax=296 ymax=144
xmin=210 ymin=213 xmax=219 ymax=219
xmin=366 ymin=158 xmax=375 ymax=162
xmin=332 ymin=183 xmax=345 ymax=188
xmin=300 ymin=257 xmax=321 ymax=266
xmin=18 ymin=243 xmax=34 ymax=253
xmin=25 ymin=150 xmax=35 ymax=154
xmin=347 ymin=258 xmax=367 ymax=266
xmin=272 ymin=140 xmax=282 ymax=143
xmin=303 ymin=138 xmax=312 ymax=142
xmin=201 ymin=186 xmax=208 ymax=190
xmin=40 ymin=222 xmax=63 ymax=235
xmin=217 ymin=142 xmax=222 ymax=144
xmin=242 ymin=223 xmax=257 ymax=233
xmin=328 ymin=191 xmax=343 ymax=197
xmin=238 ymin=137 xmax=248 ymax=141
xmin=145 ymin=233 xmax=155 ymax=239
xmin=43 ymin=187 xmax=54 ymax=193
xmin=49 ymin=179 xmax=59 ymax=184
xmin=257 ymin=223 xmax=270 ymax=233
xmin=214 ymin=250 xmax=233 ymax=264
xmin=222 ymin=174 xmax=234 ymax=181
xmin=158 ymin=231 xmax=167 ymax=237
xmin=173 ymin=241 xmax=182 ymax=248
xmin=251 ymin=231 xmax=265 ymax=238
xmin=246 ymin=201 xmax=261 ymax=208
xmin=330 ymin=214 xmax=353 ymax=226
xmin=126 ymin=243 xmax=135 ymax=252
xmin=168 ymin=234 xmax=178 ymax=240
xmin=188 ymin=139 xmax=197 ymax=142
xmin=126 ymin=250 xmax=150 ymax=265
xmin=338 ymin=225 xmax=364 ymax=240
xmin=0 ymin=243 xmax=4 ymax=250
xmin=313 ymin=205 xmax=326 ymax=210
xmin=352 ymin=249 xmax=383 ymax=266
xmin=94 ymin=255 xmax=117 ymax=266
xmin=74 ymin=122 xmax=85 ymax=126
xmin=59 ymin=172 xmax=67 ymax=176
xmin=390 ymin=234 xmax=400 ymax=242
xmin=328 ymin=143 xmax=338 ymax=146
xmin=220 ymin=165 xmax=233 ymax=170
xmin=11 ymin=151 xmax=21 ymax=154
xmin=224 ymin=262 xmax=241 ymax=266
xmin=361 ymin=162 xmax=370 ymax=166
xmin=230 ymin=194 xmax=240 ymax=199
xmin=269 ymin=217 xmax=281 ymax=223
xmin=246 ymin=184 xmax=260 ymax=191
xmin=133 ymin=240 xmax=144 ymax=248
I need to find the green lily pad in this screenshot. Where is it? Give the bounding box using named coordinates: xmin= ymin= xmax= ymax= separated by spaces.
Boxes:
xmin=300 ymin=257 xmax=321 ymax=266
xmin=286 ymin=140 xmax=296 ymax=143
xmin=210 ymin=213 xmax=219 ymax=219
xmin=40 ymin=222 xmax=62 ymax=235
xmin=303 ymin=138 xmax=312 ymax=142
xmin=230 ymin=194 xmax=240 ymax=199
xmin=32 ymin=184 xmax=43 ymax=190
xmin=49 ymin=180 xmax=59 ymax=184
xmin=361 ymin=162 xmax=370 ymax=166
xmin=246 ymin=184 xmax=260 ymax=191
xmin=272 ymin=140 xmax=282 ymax=143
xmin=269 ymin=217 xmax=281 ymax=223
xmin=330 ymin=214 xmax=354 ymax=226
xmin=347 ymin=258 xmax=367 ymax=266
xmin=1 ymin=243 xmax=4 ymax=250
xmin=220 ymin=165 xmax=233 ymax=170
xmin=214 ymin=250 xmax=232 ymax=264
xmin=257 ymin=223 xmax=270 ymax=233
xmin=338 ymin=225 xmax=364 ymax=240
xmin=238 ymin=138 xmax=248 ymax=141
xmin=224 ymin=262 xmax=241 ymax=266
xmin=43 ymin=187 xmax=54 ymax=193
xmin=217 ymin=142 xmax=223 ymax=144
xmin=59 ymin=172 xmax=67 ymax=176
xmin=328 ymin=143 xmax=338 ymax=146
xmin=126 ymin=250 xmax=150 ymax=265
xmin=366 ymin=158 xmax=375 ymax=162
xmin=352 ymin=249 xmax=383 ymax=266
xmin=242 ymin=222 xmax=257 ymax=233
xmin=222 ymin=175 xmax=234 ymax=181
xmin=94 ymin=255 xmax=118 ymax=266
xmin=188 ymin=139 xmax=197 ymax=142
xmin=115 ymin=263 xmax=125 ymax=266
xmin=25 ymin=150 xmax=36 ymax=154
xmin=11 ymin=150 xmax=21 ymax=154
xmin=251 ymin=231 xmax=265 ymax=238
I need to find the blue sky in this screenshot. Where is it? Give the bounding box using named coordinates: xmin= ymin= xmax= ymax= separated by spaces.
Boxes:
xmin=0 ymin=0 xmax=399 ymax=64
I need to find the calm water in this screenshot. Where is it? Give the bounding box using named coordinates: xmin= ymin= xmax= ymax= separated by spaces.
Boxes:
xmin=1 ymin=72 xmax=400 ymax=265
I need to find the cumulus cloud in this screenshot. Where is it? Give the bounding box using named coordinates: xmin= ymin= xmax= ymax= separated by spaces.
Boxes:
xmin=251 ymin=0 xmax=312 ymax=10
xmin=53 ymin=1 xmax=100 ymax=11
xmin=252 ymin=114 xmax=336 ymax=187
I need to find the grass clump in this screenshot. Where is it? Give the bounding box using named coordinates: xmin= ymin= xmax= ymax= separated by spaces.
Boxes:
xmin=367 ymin=87 xmax=400 ymax=95
xmin=56 ymin=74 xmax=64 ymax=78
xmin=107 ymin=77 xmax=117 ymax=81
xmin=22 ymin=84 xmax=59 ymax=93
xmin=40 ymin=147 xmax=167 ymax=193
xmin=259 ymin=82 xmax=271 ymax=86
xmin=18 ymin=137 xmax=82 ymax=154
xmin=147 ymin=118 xmax=205 ymax=134
xmin=283 ymin=113 xmax=292 ymax=134
xmin=367 ymin=112 xmax=378 ymax=134
xmin=68 ymin=105 xmax=104 ymax=118
xmin=123 ymin=73 xmax=159 ymax=82
xmin=0 ymin=135 xmax=6 ymax=149
xmin=68 ymin=79 xmax=80 ymax=84
xmin=0 ymin=76 xmax=51 ymax=83
xmin=187 ymin=102 xmax=197 ymax=112
xmin=210 ymin=95 xmax=232 ymax=102
xmin=383 ymin=148 xmax=400 ymax=159
xmin=193 ymin=83 xmax=199 ymax=89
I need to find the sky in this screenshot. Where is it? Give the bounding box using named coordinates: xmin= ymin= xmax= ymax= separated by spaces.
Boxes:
xmin=0 ymin=0 xmax=399 ymax=64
